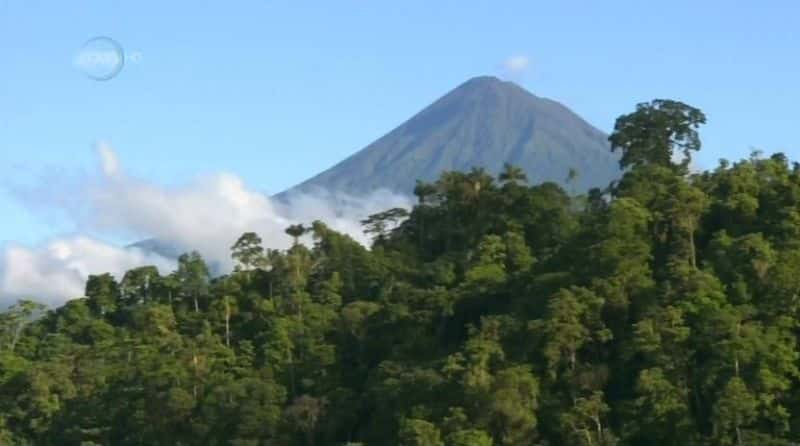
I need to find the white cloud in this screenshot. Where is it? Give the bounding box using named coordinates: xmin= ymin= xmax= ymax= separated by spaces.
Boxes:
xmin=502 ymin=55 xmax=531 ymax=75
xmin=1 ymin=144 xmax=413 ymax=307
xmin=0 ymin=237 xmax=174 ymax=307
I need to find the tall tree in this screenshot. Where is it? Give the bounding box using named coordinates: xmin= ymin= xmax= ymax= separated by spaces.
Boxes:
xmin=498 ymin=163 xmax=528 ymax=185
xmin=176 ymin=251 xmax=210 ymax=314
xmin=85 ymin=273 xmax=120 ymax=316
xmin=231 ymin=231 xmax=268 ymax=272
xmin=609 ymin=99 xmax=706 ymax=172
xmin=286 ymin=224 xmax=308 ymax=246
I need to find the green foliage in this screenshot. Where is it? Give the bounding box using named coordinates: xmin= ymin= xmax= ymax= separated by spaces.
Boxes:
xmin=446 ymin=428 xmax=493 ymax=446
xmin=398 ymin=418 xmax=444 ymax=446
xmin=230 ymin=231 xmax=269 ymax=272
xmin=6 ymin=100 xmax=800 ymax=445
xmin=610 ymin=99 xmax=706 ymax=171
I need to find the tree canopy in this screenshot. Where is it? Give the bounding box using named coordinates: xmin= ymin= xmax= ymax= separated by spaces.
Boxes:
xmin=4 ymin=100 xmax=800 ymax=445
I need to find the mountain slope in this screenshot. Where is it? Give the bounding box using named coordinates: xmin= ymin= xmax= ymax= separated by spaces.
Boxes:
xmin=282 ymin=76 xmax=621 ymax=197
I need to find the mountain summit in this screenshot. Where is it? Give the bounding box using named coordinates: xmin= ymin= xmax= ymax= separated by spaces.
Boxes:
xmin=282 ymin=76 xmax=621 ymax=197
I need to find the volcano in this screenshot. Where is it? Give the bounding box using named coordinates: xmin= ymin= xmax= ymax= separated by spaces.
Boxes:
xmin=281 ymin=76 xmax=620 ymax=197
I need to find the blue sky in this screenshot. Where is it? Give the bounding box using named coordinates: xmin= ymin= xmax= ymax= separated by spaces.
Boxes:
xmin=2 ymin=1 xmax=800 ymax=246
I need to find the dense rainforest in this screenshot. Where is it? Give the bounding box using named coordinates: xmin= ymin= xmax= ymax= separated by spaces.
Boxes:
xmin=4 ymin=100 xmax=800 ymax=445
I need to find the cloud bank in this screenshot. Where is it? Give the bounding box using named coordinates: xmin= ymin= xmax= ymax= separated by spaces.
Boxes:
xmin=0 ymin=237 xmax=175 ymax=307
xmin=1 ymin=144 xmax=412 ymax=307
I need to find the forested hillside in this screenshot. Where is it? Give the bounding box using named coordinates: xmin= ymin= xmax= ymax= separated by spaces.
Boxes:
xmin=5 ymin=100 xmax=800 ymax=445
